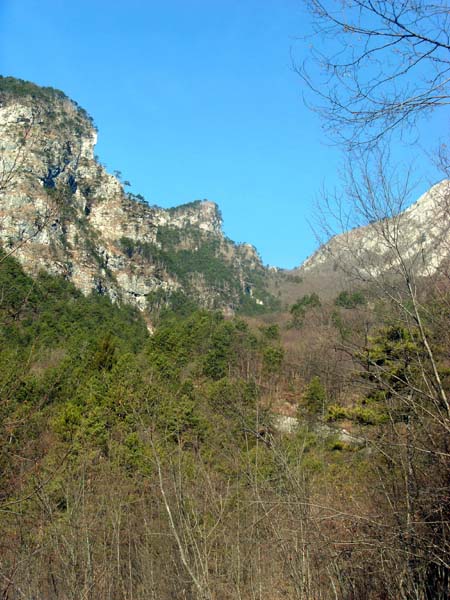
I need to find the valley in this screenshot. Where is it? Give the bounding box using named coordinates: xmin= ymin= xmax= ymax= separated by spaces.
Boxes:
xmin=0 ymin=76 xmax=449 ymax=600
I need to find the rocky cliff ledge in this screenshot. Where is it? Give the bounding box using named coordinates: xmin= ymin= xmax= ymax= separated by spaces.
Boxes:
xmin=0 ymin=77 xmax=275 ymax=315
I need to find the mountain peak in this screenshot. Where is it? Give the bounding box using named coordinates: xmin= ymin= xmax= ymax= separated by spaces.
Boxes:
xmin=296 ymin=179 xmax=450 ymax=293
xmin=0 ymin=77 xmax=277 ymax=317
xmin=162 ymin=199 xmax=223 ymax=235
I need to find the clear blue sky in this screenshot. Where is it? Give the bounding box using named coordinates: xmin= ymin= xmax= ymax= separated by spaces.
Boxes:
xmin=0 ymin=0 xmax=445 ymax=267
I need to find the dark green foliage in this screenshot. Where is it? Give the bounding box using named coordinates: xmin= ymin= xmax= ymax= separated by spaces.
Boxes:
xmin=335 ymin=290 xmax=366 ymax=309
xmin=0 ymin=255 xmax=271 ymax=472
xmin=262 ymin=346 xmax=284 ymax=374
xmin=260 ymin=324 xmax=280 ymax=340
xmin=119 ymin=229 xmax=280 ymax=315
xmin=365 ymin=325 xmax=419 ymax=394
xmin=0 ymin=250 xmax=148 ymax=352
xmin=299 ymin=292 xmax=321 ymax=308
xmin=203 ymin=320 xmax=237 ymax=380
xmin=119 ymin=236 xmax=136 ymax=259
xmin=289 ymin=293 xmax=321 ymax=328
xmin=119 ymin=235 xmax=238 ymax=291
xmin=207 ymin=378 xmax=257 ymax=414
xmin=0 ymin=75 xmax=95 ymax=126
xmin=172 ymin=242 xmax=239 ymax=289
xmin=126 ymin=192 xmax=147 ymax=204
xmin=156 ymin=225 xmax=182 ymax=246
xmin=363 ymin=324 xmax=422 ymax=420
xmin=300 ymin=376 xmax=327 ymax=418
xmin=148 ymin=309 xmax=241 ymax=382
xmin=92 ymin=335 xmax=117 ymax=371
xmin=166 ymin=199 xmax=203 ymax=213
xmin=237 ymin=270 xmax=281 ymax=315
xmin=158 ymin=290 xmax=199 ymax=317
xmin=157 ymin=394 xmax=208 ymax=444
xmin=0 ymin=75 xmax=68 ymax=103
xmin=327 ymin=325 xmax=420 ymax=426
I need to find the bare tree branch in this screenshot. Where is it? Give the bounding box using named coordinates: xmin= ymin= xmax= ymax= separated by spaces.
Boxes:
xmin=297 ymin=0 xmax=450 ymax=147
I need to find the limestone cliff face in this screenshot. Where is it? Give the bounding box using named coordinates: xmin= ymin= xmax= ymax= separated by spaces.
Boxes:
xmin=297 ymin=180 xmax=450 ymax=285
xmin=0 ymin=77 xmax=271 ymax=314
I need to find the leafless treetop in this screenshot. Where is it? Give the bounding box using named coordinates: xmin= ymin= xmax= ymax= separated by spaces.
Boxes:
xmin=298 ymin=0 xmax=450 ymax=147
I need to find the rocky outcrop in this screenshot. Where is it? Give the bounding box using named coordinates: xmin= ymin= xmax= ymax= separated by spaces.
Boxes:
xmin=0 ymin=77 xmax=273 ymax=315
xmin=297 ymin=180 xmax=450 ymax=285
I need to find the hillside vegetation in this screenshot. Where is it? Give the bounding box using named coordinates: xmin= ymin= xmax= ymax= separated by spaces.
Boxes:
xmin=0 ymin=248 xmax=449 ymax=599
xmin=0 ymin=75 xmax=449 ymax=599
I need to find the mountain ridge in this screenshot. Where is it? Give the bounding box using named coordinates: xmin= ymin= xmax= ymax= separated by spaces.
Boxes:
xmin=0 ymin=76 xmax=276 ymax=318
xmin=286 ymin=179 xmax=450 ymax=302
xmin=299 ymin=180 xmax=450 ymax=275
xmin=1 ymin=75 xmax=449 ymax=318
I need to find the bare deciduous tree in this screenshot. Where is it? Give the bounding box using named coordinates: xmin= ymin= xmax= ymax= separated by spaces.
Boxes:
xmin=310 ymin=151 xmax=450 ymax=598
xmin=297 ymin=0 xmax=450 ymax=147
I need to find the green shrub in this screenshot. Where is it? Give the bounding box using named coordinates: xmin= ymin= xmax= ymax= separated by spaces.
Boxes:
xmin=301 ymin=376 xmax=327 ymax=417
xmin=325 ymin=404 xmax=348 ymax=422
xmin=289 ymin=293 xmax=321 ymax=328
xmin=335 ymin=290 xmax=366 ymax=309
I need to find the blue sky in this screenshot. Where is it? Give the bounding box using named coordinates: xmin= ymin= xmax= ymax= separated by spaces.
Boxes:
xmin=0 ymin=0 xmax=445 ymax=267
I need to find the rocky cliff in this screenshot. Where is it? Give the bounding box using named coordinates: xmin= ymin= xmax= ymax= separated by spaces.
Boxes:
xmin=295 ymin=179 xmax=450 ymax=289
xmin=0 ymin=77 xmax=276 ymax=316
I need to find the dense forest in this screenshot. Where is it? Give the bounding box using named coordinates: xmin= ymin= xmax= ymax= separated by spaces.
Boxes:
xmin=1 ymin=243 xmax=449 ymax=599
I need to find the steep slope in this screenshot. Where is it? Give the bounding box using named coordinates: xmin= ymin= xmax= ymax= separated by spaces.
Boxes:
xmin=0 ymin=76 xmax=276 ymax=316
xmin=283 ymin=180 xmax=450 ymax=300
xmin=302 ymin=180 xmax=449 ymax=274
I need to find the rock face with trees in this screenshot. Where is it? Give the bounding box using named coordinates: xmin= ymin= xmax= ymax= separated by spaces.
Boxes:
xmin=0 ymin=77 xmax=274 ymax=318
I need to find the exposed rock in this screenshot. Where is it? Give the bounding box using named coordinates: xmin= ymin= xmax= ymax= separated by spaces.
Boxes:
xmin=272 ymin=414 xmax=298 ymax=434
xmin=298 ymin=180 xmax=450 ymax=283
xmin=272 ymin=414 xmax=366 ymax=446
xmin=0 ymin=77 xmax=275 ymax=316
